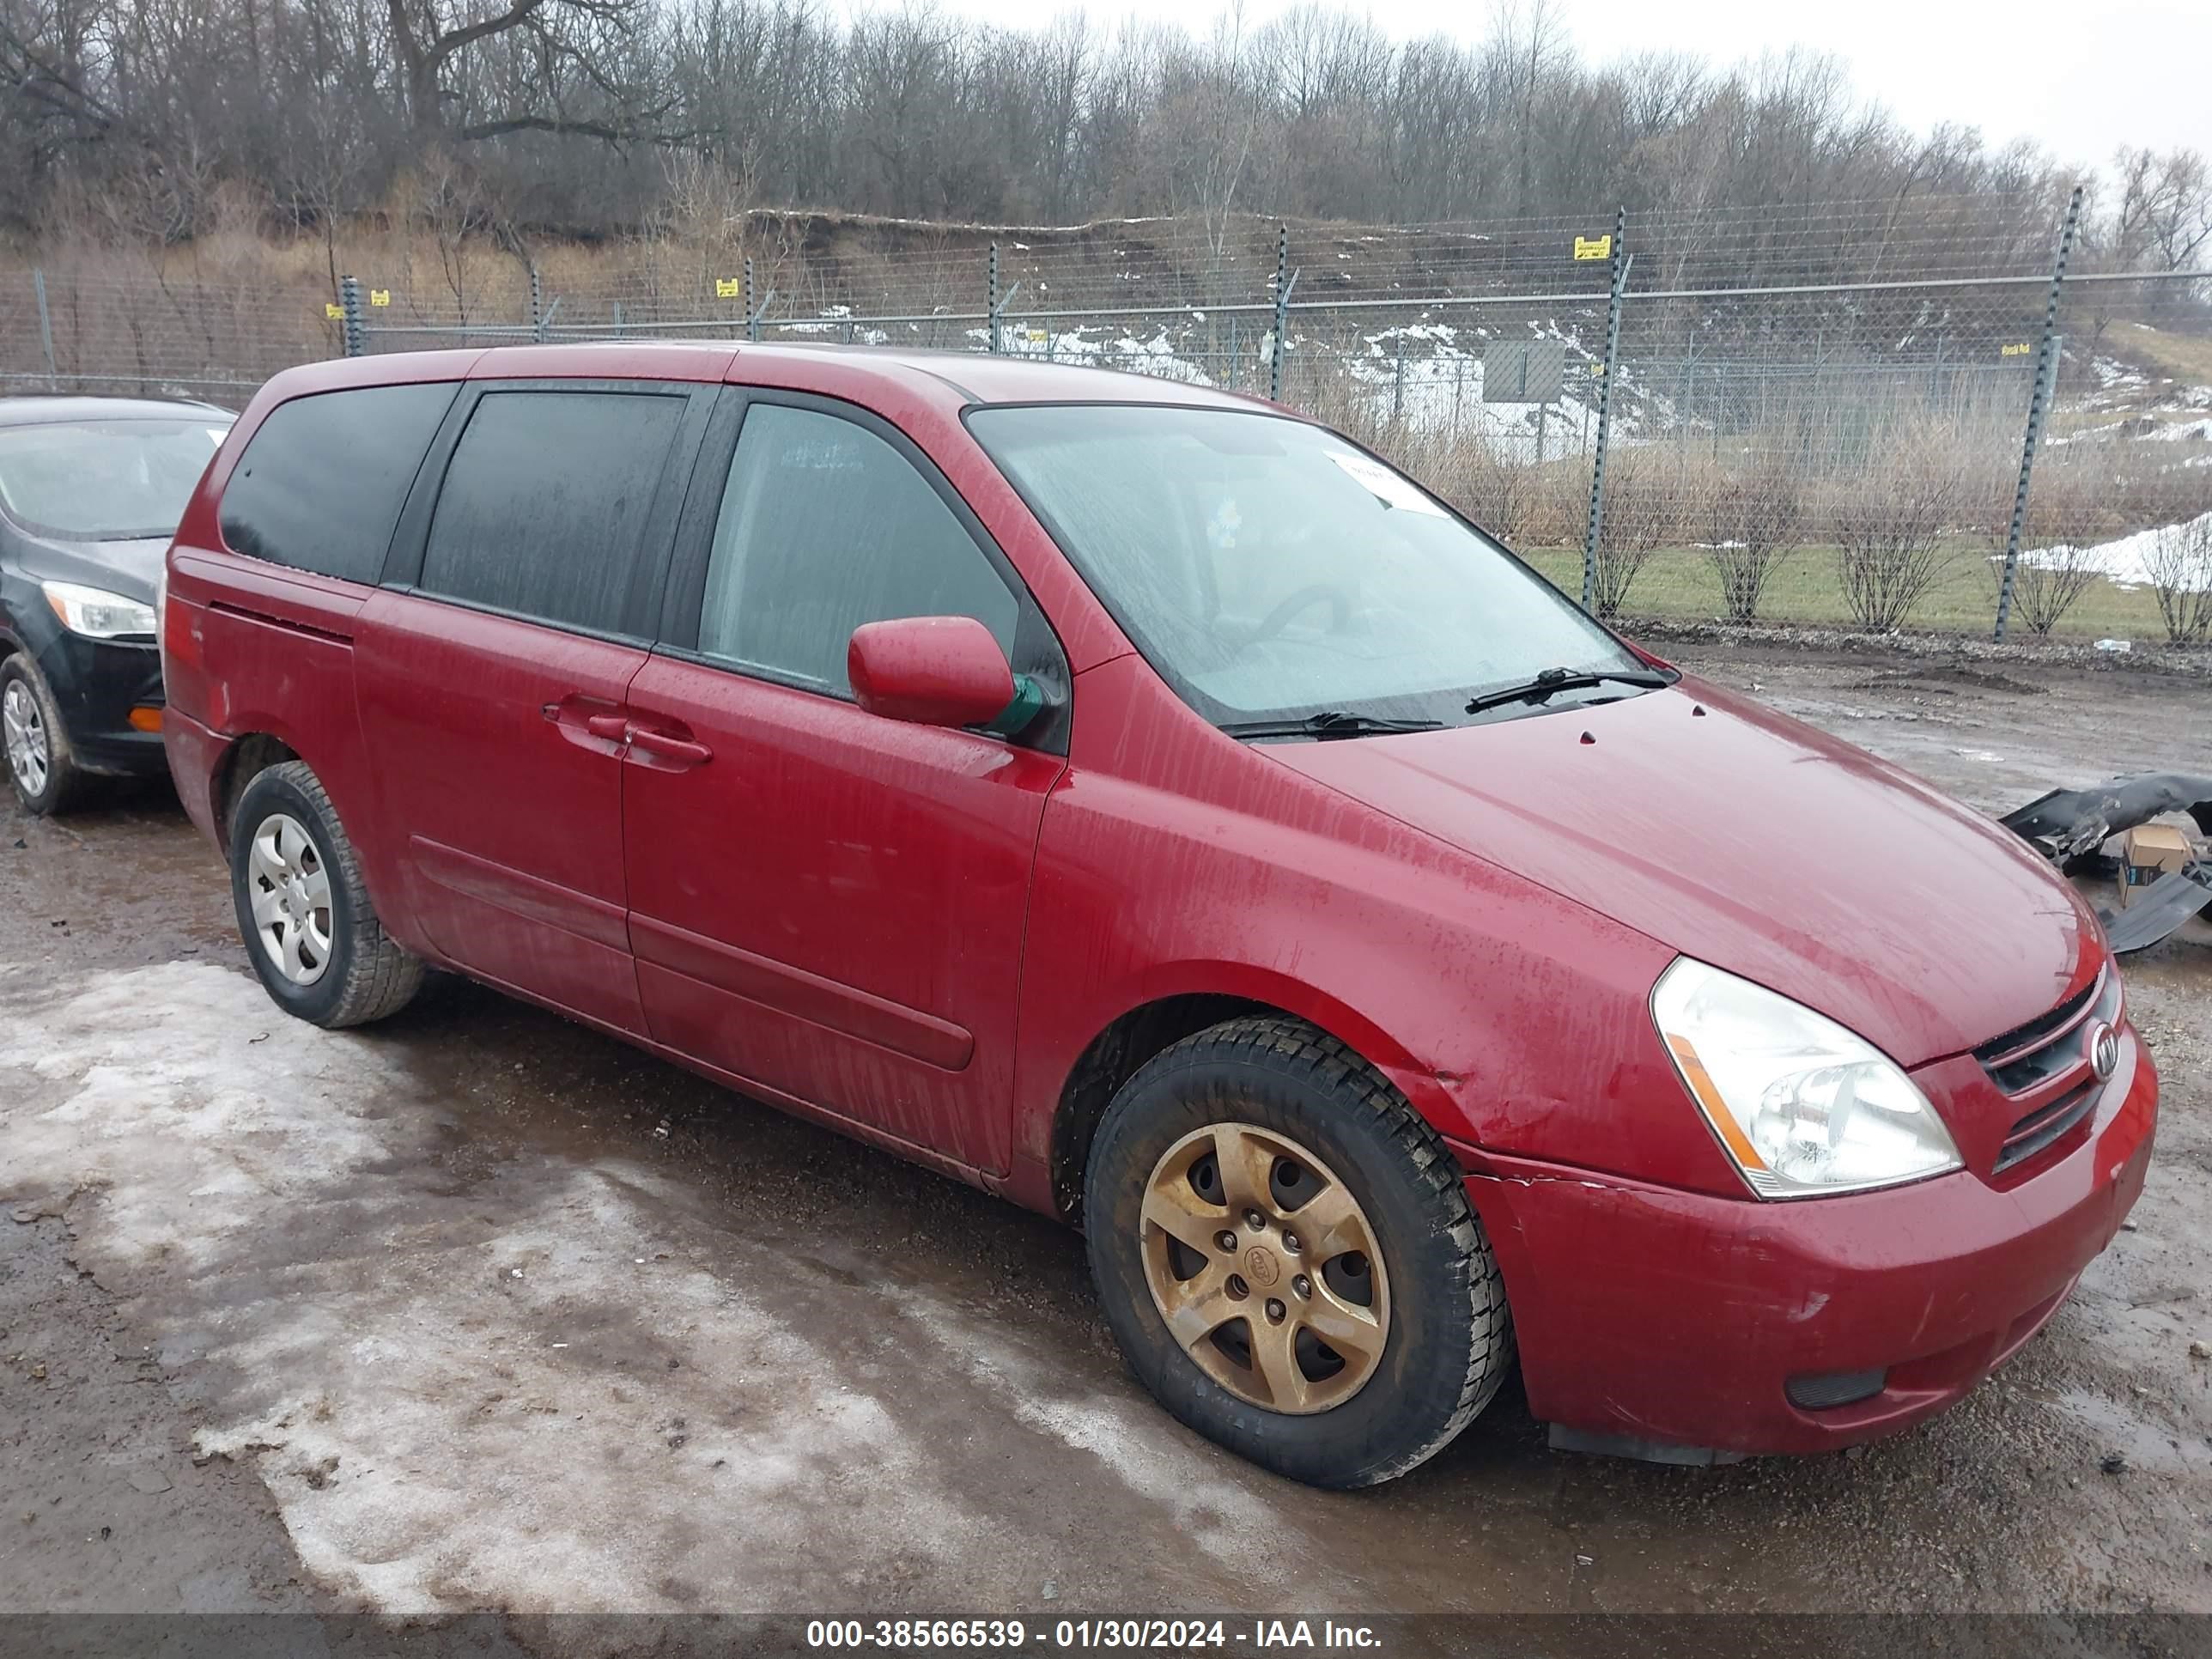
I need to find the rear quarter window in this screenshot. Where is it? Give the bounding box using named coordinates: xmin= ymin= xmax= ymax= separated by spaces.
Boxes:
xmin=219 ymin=383 xmax=459 ymax=582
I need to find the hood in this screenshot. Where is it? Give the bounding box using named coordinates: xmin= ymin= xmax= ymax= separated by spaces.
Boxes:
xmin=9 ymin=532 xmax=171 ymax=605
xmin=1266 ymin=675 xmax=2098 ymax=1067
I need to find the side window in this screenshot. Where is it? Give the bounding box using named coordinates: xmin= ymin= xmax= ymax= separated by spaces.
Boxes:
xmin=219 ymin=382 xmax=458 ymax=581
xmin=698 ymin=404 xmax=1016 ymax=695
xmin=419 ymin=389 xmax=686 ymax=635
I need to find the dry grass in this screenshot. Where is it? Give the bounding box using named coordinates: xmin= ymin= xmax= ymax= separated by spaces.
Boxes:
xmin=1516 ymin=543 xmax=2171 ymax=640
xmin=2104 ymin=320 xmax=2212 ymax=391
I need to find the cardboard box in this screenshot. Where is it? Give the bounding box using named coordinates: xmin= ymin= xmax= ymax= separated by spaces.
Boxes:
xmin=2117 ymin=823 xmax=2197 ymax=908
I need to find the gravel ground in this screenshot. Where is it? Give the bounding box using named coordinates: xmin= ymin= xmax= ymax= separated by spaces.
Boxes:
xmin=1 ymin=640 xmax=2207 ymax=1642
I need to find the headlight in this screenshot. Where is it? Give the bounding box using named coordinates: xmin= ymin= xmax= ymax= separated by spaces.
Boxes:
xmin=1651 ymin=957 xmax=1962 ymax=1199
xmin=42 ymin=580 xmax=157 ymax=640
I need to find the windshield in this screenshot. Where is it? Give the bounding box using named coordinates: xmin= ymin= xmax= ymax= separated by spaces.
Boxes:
xmin=967 ymin=404 xmax=1645 ymax=727
xmin=0 ymin=418 xmax=229 ymax=541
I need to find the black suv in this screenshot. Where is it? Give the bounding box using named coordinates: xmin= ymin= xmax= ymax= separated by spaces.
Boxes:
xmin=0 ymin=395 xmax=231 ymax=812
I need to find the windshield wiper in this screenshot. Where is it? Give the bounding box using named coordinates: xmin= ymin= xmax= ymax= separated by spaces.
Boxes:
xmin=1464 ymin=665 xmax=1673 ymax=715
xmin=1220 ymin=710 xmax=1446 ymax=741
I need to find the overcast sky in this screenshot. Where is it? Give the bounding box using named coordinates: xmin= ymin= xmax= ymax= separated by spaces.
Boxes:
xmin=924 ymin=0 xmax=2212 ymax=168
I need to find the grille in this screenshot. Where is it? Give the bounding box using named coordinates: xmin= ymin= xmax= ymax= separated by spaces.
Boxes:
xmin=1996 ymin=1082 xmax=2101 ymax=1171
xmin=1978 ymin=970 xmax=2122 ymax=1174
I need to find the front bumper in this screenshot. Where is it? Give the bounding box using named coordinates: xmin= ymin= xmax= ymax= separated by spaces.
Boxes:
xmin=1459 ymin=1028 xmax=2156 ymax=1457
xmin=33 ymin=631 xmax=168 ymax=776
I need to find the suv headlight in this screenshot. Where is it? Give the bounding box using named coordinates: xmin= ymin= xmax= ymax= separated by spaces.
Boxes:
xmin=1651 ymin=957 xmax=1962 ymax=1199
xmin=43 ymin=580 xmax=157 ymax=640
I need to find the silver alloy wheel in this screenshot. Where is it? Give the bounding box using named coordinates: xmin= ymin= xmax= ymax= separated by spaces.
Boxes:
xmin=3 ymin=678 xmax=49 ymax=797
xmin=247 ymin=811 xmax=336 ymax=986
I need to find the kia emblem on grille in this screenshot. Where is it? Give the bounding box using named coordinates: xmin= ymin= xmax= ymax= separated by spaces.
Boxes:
xmin=2087 ymin=1021 xmax=2119 ymax=1083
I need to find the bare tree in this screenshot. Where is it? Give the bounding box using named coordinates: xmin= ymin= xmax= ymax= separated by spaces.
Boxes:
xmin=385 ymin=0 xmax=651 ymax=143
xmin=2112 ymin=146 xmax=2212 ymax=273
xmin=0 ymin=0 xmax=2170 ymax=258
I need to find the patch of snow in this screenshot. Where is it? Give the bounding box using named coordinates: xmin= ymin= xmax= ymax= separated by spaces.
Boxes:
xmin=0 ymin=960 xmax=1376 ymax=1615
xmin=2148 ymin=417 xmax=2212 ymax=442
xmin=2021 ymin=508 xmax=2212 ymax=590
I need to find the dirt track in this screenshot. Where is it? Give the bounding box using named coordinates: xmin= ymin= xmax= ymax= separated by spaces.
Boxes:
xmin=2 ymin=641 xmax=2208 ymax=1639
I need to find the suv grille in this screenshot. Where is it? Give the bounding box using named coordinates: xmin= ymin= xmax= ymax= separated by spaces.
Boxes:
xmin=1976 ymin=969 xmax=2120 ymax=1174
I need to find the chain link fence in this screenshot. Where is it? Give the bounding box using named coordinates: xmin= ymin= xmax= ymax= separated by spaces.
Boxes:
xmin=3 ymin=195 xmax=2207 ymax=643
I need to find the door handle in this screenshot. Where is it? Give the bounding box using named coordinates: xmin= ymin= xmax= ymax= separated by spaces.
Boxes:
xmin=627 ymin=726 xmax=713 ymax=767
xmin=543 ymin=694 xmax=629 ymax=754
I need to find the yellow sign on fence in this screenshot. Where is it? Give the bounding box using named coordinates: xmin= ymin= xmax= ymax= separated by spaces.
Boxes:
xmin=716 ymin=276 xmax=742 ymax=299
xmin=325 ymin=302 xmax=344 ymax=319
xmin=370 ymin=289 xmax=391 ymax=307
xmin=2000 ymin=341 xmax=2033 ymax=356
xmin=1573 ymin=234 xmax=1613 ymax=261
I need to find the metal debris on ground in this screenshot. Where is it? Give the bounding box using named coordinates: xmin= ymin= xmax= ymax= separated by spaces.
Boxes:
xmin=1998 ymin=773 xmax=2212 ymax=954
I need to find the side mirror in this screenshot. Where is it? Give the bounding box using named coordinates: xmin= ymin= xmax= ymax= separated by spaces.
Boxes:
xmin=848 ymin=616 xmax=1018 ymax=730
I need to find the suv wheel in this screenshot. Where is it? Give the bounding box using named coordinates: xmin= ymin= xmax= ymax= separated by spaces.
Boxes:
xmin=229 ymin=761 xmax=422 ymax=1028
xmin=2 ymin=655 xmax=83 ymax=816
xmin=1085 ymin=1016 xmax=1513 ymax=1489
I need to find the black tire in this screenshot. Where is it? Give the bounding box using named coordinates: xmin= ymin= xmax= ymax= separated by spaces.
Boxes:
xmin=1085 ymin=1015 xmax=1513 ymax=1489
xmin=229 ymin=761 xmax=422 ymax=1028
xmin=1 ymin=653 xmax=85 ymax=816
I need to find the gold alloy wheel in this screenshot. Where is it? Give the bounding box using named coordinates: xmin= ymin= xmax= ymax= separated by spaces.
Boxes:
xmin=1139 ymin=1122 xmax=1390 ymax=1414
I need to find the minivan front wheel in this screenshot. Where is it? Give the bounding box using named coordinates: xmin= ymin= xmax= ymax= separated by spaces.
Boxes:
xmin=229 ymin=761 xmax=422 ymax=1028
xmin=1085 ymin=1016 xmax=1513 ymax=1489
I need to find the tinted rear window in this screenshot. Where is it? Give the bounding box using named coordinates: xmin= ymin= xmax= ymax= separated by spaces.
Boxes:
xmin=418 ymin=389 xmax=686 ymax=636
xmin=220 ymin=383 xmax=458 ymax=582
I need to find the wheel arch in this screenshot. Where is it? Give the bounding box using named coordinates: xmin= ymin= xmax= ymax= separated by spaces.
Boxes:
xmin=210 ymin=732 xmax=301 ymax=853
xmin=1046 ymin=972 xmax=1449 ymax=1226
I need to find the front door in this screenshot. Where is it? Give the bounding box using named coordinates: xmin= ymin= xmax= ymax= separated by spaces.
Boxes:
xmin=357 ymin=380 xmax=708 ymax=1033
xmin=621 ymin=393 xmax=1069 ymax=1169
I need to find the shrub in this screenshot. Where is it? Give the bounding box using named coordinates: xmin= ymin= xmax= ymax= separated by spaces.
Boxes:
xmin=2002 ymin=471 xmax=2112 ymax=636
xmin=1705 ymin=455 xmax=1806 ymax=623
xmin=2143 ymin=513 xmax=2212 ymax=645
xmin=1830 ymin=428 xmax=1968 ymax=629
xmin=1588 ymin=448 xmax=1677 ymax=617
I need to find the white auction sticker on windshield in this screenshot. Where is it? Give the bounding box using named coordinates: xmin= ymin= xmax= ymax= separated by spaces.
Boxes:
xmin=1326 ymin=451 xmax=1446 ymax=515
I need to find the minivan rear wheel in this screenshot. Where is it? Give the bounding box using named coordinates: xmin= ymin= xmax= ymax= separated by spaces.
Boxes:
xmin=2 ymin=654 xmax=84 ymax=816
xmin=229 ymin=761 xmax=422 ymax=1028
xmin=1085 ymin=1016 xmax=1513 ymax=1489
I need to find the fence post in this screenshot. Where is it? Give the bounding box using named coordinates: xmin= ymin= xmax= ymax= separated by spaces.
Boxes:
xmin=33 ymin=270 xmax=57 ymax=381
xmin=1994 ymin=183 xmax=2083 ymax=643
xmin=1268 ymin=224 xmax=1292 ymax=403
xmin=742 ymin=258 xmax=757 ymax=341
xmin=339 ymin=274 xmax=365 ymax=358
xmin=988 ymin=243 xmax=1001 ymax=354
xmin=528 ymin=266 xmax=546 ymax=345
xmin=1580 ymin=206 xmax=1631 ymax=611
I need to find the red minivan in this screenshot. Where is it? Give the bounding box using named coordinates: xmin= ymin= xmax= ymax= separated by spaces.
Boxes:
xmin=162 ymin=343 xmax=2155 ymax=1487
